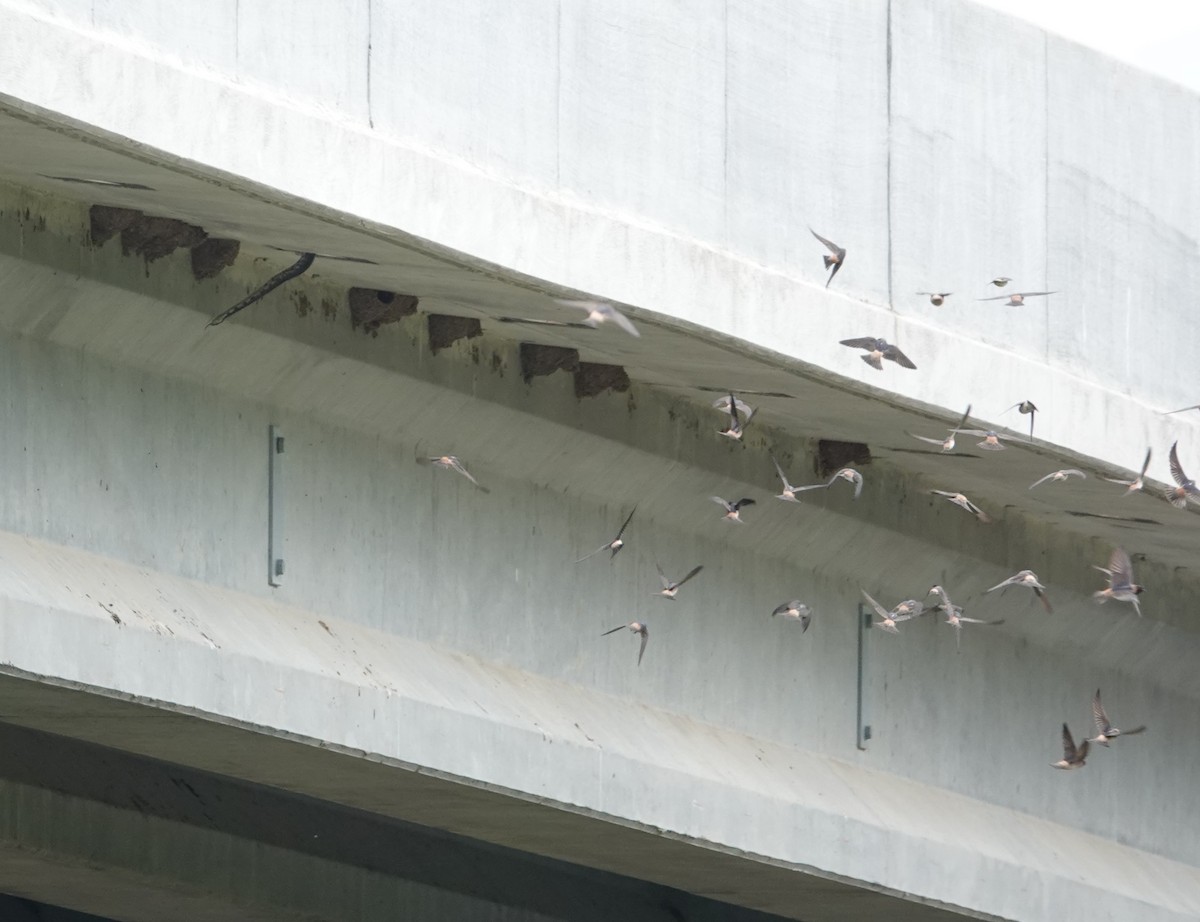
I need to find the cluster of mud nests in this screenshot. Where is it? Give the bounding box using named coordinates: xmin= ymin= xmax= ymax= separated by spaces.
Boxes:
xmin=87 ymin=205 xmax=630 ymax=398
xmin=519 ymin=343 xmax=630 ymax=398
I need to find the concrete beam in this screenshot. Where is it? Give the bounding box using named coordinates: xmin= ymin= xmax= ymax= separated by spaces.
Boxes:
xmin=0 ymin=3 xmax=1199 ymax=919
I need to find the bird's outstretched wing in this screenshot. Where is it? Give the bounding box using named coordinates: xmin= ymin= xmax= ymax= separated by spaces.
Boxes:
xmin=1092 ymin=690 xmax=1111 ymax=736
xmin=615 ymin=506 xmax=637 ymax=541
xmin=810 ymin=228 xmax=841 ymax=255
xmin=497 ymin=316 xmax=593 ymax=330
xmin=883 ymin=345 xmax=917 ymax=369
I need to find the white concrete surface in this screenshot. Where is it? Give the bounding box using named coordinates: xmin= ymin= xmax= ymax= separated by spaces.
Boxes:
xmin=0 ymin=200 xmax=1195 ymax=918
xmin=1 ymin=1 xmax=1200 ymax=919
xmin=4 ymin=0 xmax=1199 ymax=481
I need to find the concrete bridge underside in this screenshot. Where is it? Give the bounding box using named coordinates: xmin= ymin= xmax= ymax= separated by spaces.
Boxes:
xmin=1 ymin=1 xmax=1200 ymax=920
xmin=0 ymin=110 xmax=1195 ymax=921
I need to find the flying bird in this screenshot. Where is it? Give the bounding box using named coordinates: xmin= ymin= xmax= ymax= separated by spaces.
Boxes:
xmin=420 ymin=454 xmax=490 ymax=492
xmin=1092 ymin=547 xmax=1144 ymax=617
xmin=1104 ymin=448 xmax=1152 ymax=496
xmin=930 ymin=490 xmax=991 ymax=523
xmin=810 ymin=228 xmax=846 ymax=287
xmin=917 ymin=291 xmax=952 ymax=306
xmin=1051 ymin=723 xmax=1089 ymax=770
xmin=1003 ymin=400 xmax=1038 ymax=439
xmin=927 ymin=584 xmax=959 ymax=616
xmin=788 ymin=468 xmax=864 ymax=500
xmin=556 ymin=299 xmax=640 ymax=337
xmin=1088 ymin=690 xmax=1146 ymax=746
xmin=496 ymin=316 xmax=593 ymax=330
xmin=1165 ymin=440 xmax=1200 ymax=509
xmin=986 ymin=570 xmax=1053 ymax=613
xmin=654 ymin=564 xmax=704 ymax=600
xmin=908 ymin=404 xmax=972 ymax=453
xmin=1029 ymin=469 xmax=1086 ymax=490
xmin=862 ymin=590 xmax=907 ymax=634
xmin=977 ymin=290 xmax=1057 ymax=306
xmin=772 ymin=600 xmax=813 ymax=632
xmin=890 ymin=599 xmax=926 ymax=620
xmin=207 ymin=251 xmax=316 ymax=327
xmin=839 ymin=337 xmax=917 ymax=371
xmin=928 ymin=585 xmax=1004 ymax=651
xmin=576 ymin=506 xmax=637 ymax=563
xmin=718 ymin=392 xmax=754 ymax=440
xmin=952 ymin=428 xmax=1017 ymax=451
xmin=711 ymin=495 xmax=756 ymax=523
xmin=989 ymin=277 xmax=1012 ymax=288
xmin=712 ymin=394 xmax=754 ymax=417
xmin=602 ymin=621 xmax=649 ymax=665
xmin=770 ymin=454 xmax=805 ymax=502
xmin=824 ymin=467 xmax=864 ymax=499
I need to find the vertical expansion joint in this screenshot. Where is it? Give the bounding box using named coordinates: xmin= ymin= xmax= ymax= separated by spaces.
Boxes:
xmin=857 ymin=603 xmax=871 ymax=750
xmin=885 ymin=0 xmax=893 ymax=310
xmin=268 ymin=425 xmax=285 ymax=588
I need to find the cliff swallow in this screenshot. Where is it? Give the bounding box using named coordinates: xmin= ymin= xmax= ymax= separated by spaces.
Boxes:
xmin=718 ymin=392 xmax=755 ymax=440
xmin=990 ymin=277 xmax=1012 ymax=288
xmin=1092 ymin=547 xmax=1144 ymax=617
xmin=711 ymin=496 xmax=756 ymax=523
xmin=927 ymin=584 xmax=958 ymax=615
xmin=712 ymin=394 xmax=754 ymax=417
xmin=1165 ymin=440 xmax=1200 ymax=508
xmin=655 ymin=563 xmax=704 ymax=600
xmin=576 ymin=506 xmax=637 ymax=562
xmin=1088 ymin=689 xmax=1146 ymax=746
xmin=1104 ymin=448 xmax=1152 ymax=496
xmin=772 ymin=600 xmax=813 ymax=632
xmin=977 ymin=291 xmax=1057 ymax=306
xmin=810 ymin=228 xmax=846 ymax=287
xmin=862 ymin=590 xmax=905 ymax=634
xmin=496 ymin=316 xmax=593 ymax=330
xmin=929 ymin=585 xmax=1003 ymax=651
xmin=602 ymin=621 xmax=649 ymax=665
xmin=208 ymin=251 xmax=316 ymax=327
xmin=917 ymin=291 xmax=952 ymax=306
xmin=1029 ymin=469 xmax=1086 ymax=490
xmin=839 ymin=337 xmax=917 ymax=371
xmin=788 ymin=469 xmax=863 ymax=499
xmin=930 ymin=490 xmax=991 ymax=523
xmin=1003 ymin=400 xmax=1038 ymax=439
xmin=908 ymin=404 xmax=972 ymax=452
xmin=890 ymin=599 xmax=926 ymax=620
xmin=826 ymin=467 xmax=865 ymax=499
xmin=986 ymin=570 xmax=1053 ymax=613
xmin=770 ymin=454 xmax=804 ymax=502
xmin=1051 ymin=723 xmax=1089 ymax=770
xmin=421 ymin=455 xmax=490 ymax=492
xmin=556 ymin=299 xmax=640 ymax=337
xmin=953 ymin=429 xmax=1014 ymax=451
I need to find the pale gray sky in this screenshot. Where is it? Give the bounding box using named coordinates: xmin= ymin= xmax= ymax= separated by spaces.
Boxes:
xmin=977 ymin=0 xmax=1200 ymax=92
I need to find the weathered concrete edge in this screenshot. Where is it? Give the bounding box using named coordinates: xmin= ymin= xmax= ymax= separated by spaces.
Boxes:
xmin=0 ymin=3 xmax=1194 ymax=481
xmin=0 ymin=776 xmax=556 ymax=922
xmin=0 ymin=531 xmax=1196 ymax=922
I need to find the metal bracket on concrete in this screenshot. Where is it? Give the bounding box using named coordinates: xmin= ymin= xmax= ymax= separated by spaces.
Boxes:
xmin=268 ymin=425 xmax=284 ymax=587
xmin=856 ymin=602 xmax=871 ymax=750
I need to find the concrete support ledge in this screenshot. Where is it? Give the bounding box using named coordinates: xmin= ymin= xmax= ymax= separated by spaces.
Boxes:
xmin=0 ymin=776 xmax=568 ymax=922
xmin=0 ymin=529 xmax=1195 ymax=921
xmin=1 ymin=0 xmax=1197 ymax=480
